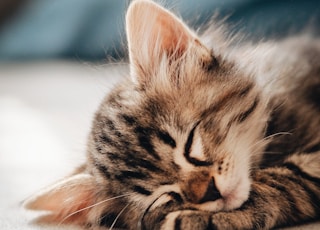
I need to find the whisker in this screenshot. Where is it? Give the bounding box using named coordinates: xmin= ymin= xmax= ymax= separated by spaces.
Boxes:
xmin=109 ymin=203 xmax=130 ymax=230
xmin=248 ymin=132 xmax=293 ymax=166
xmin=58 ymin=193 xmax=135 ymax=226
xmin=249 ymin=131 xmax=292 ymax=152
xmin=263 ymin=132 xmax=292 ymax=140
xmin=260 ymin=132 xmax=292 ymax=145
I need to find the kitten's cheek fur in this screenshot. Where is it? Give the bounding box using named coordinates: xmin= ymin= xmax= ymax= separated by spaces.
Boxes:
xmin=222 ymin=176 xmax=251 ymax=211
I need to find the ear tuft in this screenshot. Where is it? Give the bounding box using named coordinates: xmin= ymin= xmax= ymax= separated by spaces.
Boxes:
xmin=24 ymin=173 xmax=97 ymax=225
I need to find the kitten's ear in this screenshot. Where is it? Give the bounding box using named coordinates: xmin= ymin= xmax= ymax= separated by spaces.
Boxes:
xmin=126 ymin=0 xmax=212 ymax=84
xmin=24 ymin=173 xmax=97 ymax=225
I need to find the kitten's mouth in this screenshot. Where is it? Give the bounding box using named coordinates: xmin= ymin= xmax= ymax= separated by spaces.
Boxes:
xmin=194 ymin=178 xmax=250 ymax=212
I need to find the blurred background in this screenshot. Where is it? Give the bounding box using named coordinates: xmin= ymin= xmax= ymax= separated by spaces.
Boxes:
xmin=0 ymin=0 xmax=319 ymax=61
xmin=0 ymin=0 xmax=319 ymax=229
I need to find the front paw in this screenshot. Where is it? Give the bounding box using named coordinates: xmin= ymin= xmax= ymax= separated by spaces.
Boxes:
xmin=140 ymin=192 xmax=216 ymax=230
xmin=161 ymin=210 xmax=211 ymax=230
xmin=140 ymin=192 xmax=187 ymax=230
xmin=161 ymin=211 xmax=258 ymax=230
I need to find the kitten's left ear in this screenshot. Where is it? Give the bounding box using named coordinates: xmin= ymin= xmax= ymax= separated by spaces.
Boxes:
xmin=126 ymin=0 xmax=212 ymax=84
xmin=24 ymin=173 xmax=98 ymax=225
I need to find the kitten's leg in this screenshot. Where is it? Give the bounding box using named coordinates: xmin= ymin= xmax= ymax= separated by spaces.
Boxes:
xmin=210 ymin=165 xmax=320 ymax=229
xmin=141 ymin=162 xmax=320 ymax=230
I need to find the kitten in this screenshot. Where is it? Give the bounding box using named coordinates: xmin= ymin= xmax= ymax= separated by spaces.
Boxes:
xmin=24 ymin=0 xmax=320 ymax=229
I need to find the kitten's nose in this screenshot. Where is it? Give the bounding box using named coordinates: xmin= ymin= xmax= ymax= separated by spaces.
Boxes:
xmin=199 ymin=177 xmax=221 ymax=203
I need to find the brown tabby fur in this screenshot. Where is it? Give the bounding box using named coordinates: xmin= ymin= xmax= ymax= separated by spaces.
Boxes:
xmin=25 ymin=0 xmax=320 ymax=229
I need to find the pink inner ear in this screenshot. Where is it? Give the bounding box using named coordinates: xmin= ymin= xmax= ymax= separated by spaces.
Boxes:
xmin=126 ymin=0 xmax=194 ymax=65
xmin=126 ymin=0 xmax=212 ymax=84
xmin=36 ymin=188 xmax=95 ymax=224
xmin=24 ymin=174 xmax=97 ymax=224
xmin=156 ymin=14 xmax=190 ymax=57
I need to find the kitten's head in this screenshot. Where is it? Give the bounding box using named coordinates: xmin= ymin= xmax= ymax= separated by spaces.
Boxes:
xmin=25 ymin=0 xmax=269 ymax=227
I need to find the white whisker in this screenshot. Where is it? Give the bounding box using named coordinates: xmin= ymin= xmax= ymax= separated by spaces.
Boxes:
xmin=249 ymin=132 xmax=293 ymax=166
xmin=263 ymin=132 xmax=292 ymax=140
xmin=249 ymin=131 xmax=292 ymax=152
xmin=58 ymin=193 xmax=135 ymax=226
xmin=109 ymin=203 xmax=130 ymax=230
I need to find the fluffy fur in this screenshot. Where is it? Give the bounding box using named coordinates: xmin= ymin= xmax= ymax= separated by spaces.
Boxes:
xmin=25 ymin=0 xmax=320 ymax=229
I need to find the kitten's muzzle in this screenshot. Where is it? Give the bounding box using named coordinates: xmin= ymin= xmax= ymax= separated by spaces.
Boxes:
xmin=199 ymin=177 xmax=222 ymax=203
xmin=183 ymin=172 xmax=222 ymax=204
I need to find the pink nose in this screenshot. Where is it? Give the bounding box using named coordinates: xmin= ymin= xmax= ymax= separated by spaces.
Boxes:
xmin=199 ymin=177 xmax=221 ymax=203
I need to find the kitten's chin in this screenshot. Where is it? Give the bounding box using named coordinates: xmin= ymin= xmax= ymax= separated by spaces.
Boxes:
xmin=222 ymin=176 xmax=251 ymax=211
xmin=194 ymin=177 xmax=251 ymax=212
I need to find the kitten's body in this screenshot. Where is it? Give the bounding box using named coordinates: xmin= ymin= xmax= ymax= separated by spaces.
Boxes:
xmin=230 ymin=36 xmax=320 ymax=166
xmin=25 ymin=1 xmax=320 ymax=229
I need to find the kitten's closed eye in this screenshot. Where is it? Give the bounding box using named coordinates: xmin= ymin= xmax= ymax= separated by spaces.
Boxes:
xmin=184 ymin=123 xmax=212 ymax=166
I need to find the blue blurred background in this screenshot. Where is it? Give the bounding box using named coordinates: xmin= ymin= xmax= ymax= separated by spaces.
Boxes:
xmin=0 ymin=0 xmax=319 ymax=62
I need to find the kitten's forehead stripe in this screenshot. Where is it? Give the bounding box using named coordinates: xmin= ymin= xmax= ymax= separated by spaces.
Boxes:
xmin=119 ymin=171 xmax=149 ymax=180
xmin=104 ymin=118 xmax=116 ymax=131
xmin=115 ymin=173 xmax=148 ymax=185
xmin=99 ymin=134 xmax=116 ymax=147
xmin=144 ymin=98 xmax=164 ymax=118
xmin=96 ymin=113 xmax=116 ymax=130
xmin=238 ymin=83 xmax=254 ymax=97
xmin=95 ymin=163 xmax=112 ymax=179
xmin=156 ymin=130 xmax=176 ymax=148
xmin=226 ymin=96 xmax=260 ymax=129
xmin=133 ymin=185 xmax=152 ymax=195
xmin=124 ymin=155 xmax=164 ymax=173
xmin=198 ymin=84 xmax=259 ymax=146
xmin=109 ymin=151 xmax=126 ymax=161
xmin=201 ymin=83 xmax=254 ymax=119
xmin=106 ymin=149 xmax=165 ymax=175
xmin=135 ymin=126 xmax=161 ymax=160
xmin=236 ymin=97 xmax=260 ymax=123
xmin=107 ymin=93 xmax=123 ymax=108
xmin=119 ymin=114 xmax=137 ymax=126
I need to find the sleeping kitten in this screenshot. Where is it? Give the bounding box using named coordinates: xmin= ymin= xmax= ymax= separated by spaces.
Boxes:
xmin=25 ymin=0 xmax=320 ymax=229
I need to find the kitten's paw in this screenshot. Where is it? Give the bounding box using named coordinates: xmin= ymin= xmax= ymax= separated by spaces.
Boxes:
xmin=161 ymin=210 xmax=211 ymax=230
xmin=161 ymin=211 xmax=255 ymax=230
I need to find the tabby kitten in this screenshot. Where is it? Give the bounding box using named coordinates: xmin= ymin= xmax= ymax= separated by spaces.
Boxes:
xmin=25 ymin=0 xmax=320 ymax=229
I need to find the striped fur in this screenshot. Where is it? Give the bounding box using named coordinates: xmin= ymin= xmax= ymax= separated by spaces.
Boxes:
xmin=25 ymin=0 xmax=320 ymax=229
